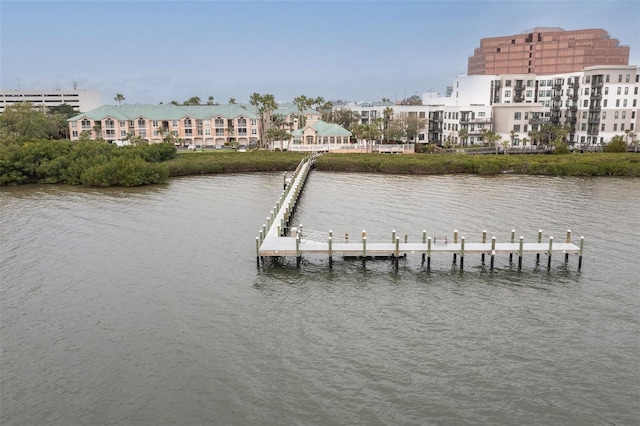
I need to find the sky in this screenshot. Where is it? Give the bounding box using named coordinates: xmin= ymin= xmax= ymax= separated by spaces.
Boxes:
xmin=1 ymin=0 xmax=639 ymax=106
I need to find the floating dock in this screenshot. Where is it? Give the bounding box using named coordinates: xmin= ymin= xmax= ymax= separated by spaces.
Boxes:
xmin=256 ymin=156 xmax=585 ymax=271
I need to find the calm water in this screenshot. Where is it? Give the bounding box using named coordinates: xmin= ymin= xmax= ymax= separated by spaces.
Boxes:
xmin=1 ymin=172 xmax=639 ymax=425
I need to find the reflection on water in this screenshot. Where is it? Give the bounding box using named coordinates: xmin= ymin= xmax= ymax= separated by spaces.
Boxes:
xmin=1 ymin=173 xmax=639 ymax=426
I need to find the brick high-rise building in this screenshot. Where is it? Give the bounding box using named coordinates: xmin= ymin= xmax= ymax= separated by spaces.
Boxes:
xmin=468 ymin=27 xmax=630 ymax=76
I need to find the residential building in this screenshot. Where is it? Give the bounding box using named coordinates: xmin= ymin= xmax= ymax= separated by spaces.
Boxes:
xmin=1 ymin=89 xmax=102 ymax=114
xmin=468 ymin=28 xmax=630 ymax=76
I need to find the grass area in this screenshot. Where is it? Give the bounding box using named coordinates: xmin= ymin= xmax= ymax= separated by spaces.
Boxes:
xmin=167 ymin=150 xmax=640 ymax=177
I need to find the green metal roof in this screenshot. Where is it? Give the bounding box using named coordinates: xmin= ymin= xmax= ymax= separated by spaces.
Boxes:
xmin=291 ymin=120 xmax=352 ymax=137
xmin=68 ymin=103 xmax=258 ymax=122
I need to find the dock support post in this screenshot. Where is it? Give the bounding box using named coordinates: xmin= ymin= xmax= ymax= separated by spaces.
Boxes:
xmin=565 ymin=229 xmax=571 ymax=263
xmin=427 ymin=237 xmax=432 ymax=271
xmin=328 ymin=232 xmax=333 ymax=269
xmin=453 ymin=230 xmax=458 ymax=263
xmin=460 ymin=237 xmax=465 ymax=271
xmin=422 ymin=230 xmax=427 ymax=264
xmin=578 ymin=236 xmax=584 ymax=271
xmin=404 ymin=234 xmax=407 ymax=258
xmin=296 ymin=235 xmax=301 ymax=268
xmin=362 ymin=231 xmax=367 ymax=267
xmin=490 ymin=237 xmax=496 ymax=270
xmin=518 ymin=236 xmax=524 ymax=270
xmin=394 ymin=237 xmax=400 ymax=270
xmin=392 ymin=229 xmax=396 ymax=244
xmin=283 ymin=172 xmax=287 ymax=190
xmin=537 ymin=230 xmax=542 ymax=263
xmin=482 ymin=230 xmax=487 ymax=263
xmin=510 ymin=229 xmax=515 ymax=263
xmin=256 ymin=237 xmax=260 ymax=268
xmin=547 ymin=236 xmax=553 ymax=269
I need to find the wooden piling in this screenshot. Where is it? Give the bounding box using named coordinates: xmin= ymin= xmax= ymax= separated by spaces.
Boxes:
xmin=578 ymin=236 xmax=584 ymax=271
xmin=283 ymin=172 xmax=287 ymax=190
xmin=565 ymin=230 xmax=571 ymax=263
xmin=427 ymin=237 xmax=432 ymax=270
xmin=296 ymin=235 xmax=301 ymax=268
xmin=460 ymin=237 xmax=465 ymax=271
xmin=490 ymin=236 xmax=496 ymax=270
xmin=547 ymin=236 xmax=553 ymax=269
xmin=537 ymin=230 xmax=542 ymax=263
xmin=328 ymin=233 xmax=333 ymax=268
xmin=394 ymin=237 xmax=400 ymax=269
xmin=453 ymin=230 xmax=458 ymax=263
xmin=422 ymin=230 xmax=427 ymax=264
xmin=392 ymin=230 xmax=396 ymax=244
xmin=256 ymin=237 xmax=260 ymax=267
xmin=509 ymin=230 xmax=515 ymax=263
xmin=518 ymin=236 xmax=524 ymax=270
xmin=481 ymin=230 xmax=486 ymax=263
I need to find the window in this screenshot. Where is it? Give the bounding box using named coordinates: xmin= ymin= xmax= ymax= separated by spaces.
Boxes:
xmin=419 ymin=112 xmax=426 ymax=118
xmin=119 ymin=120 xmax=126 ymax=127
xmin=505 ymin=80 xmax=511 ymax=87
xmin=184 ymin=118 xmax=192 ymax=127
xmin=152 ymin=120 xmax=158 ymax=127
xmin=527 ymin=80 xmax=533 ymax=87
xmin=216 ymin=129 xmax=224 ymax=136
xmin=547 ymin=79 xmax=553 ymax=86
xmin=215 ymin=118 xmax=224 ymax=127
xmin=601 ymin=124 xmax=605 ymax=131
xmin=137 ymin=118 xmax=145 ymax=127
xmin=585 ymin=76 xmax=591 ymax=84
xmin=514 ymin=112 xmax=521 ymax=120
xmin=185 ymin=129 xmax=192 ymax=136
xmin=603 ymin=100 xmax=608 ymax=107
xmin=617 ymin=87 xmax=621 ymax=95
xmin=81 ymin=118 xmax=91 ymax=130
xmin=513 ymin=124 xmax=521 ymax=132
xmin=139 ymin=129 xmax=146 ymax=137
xmin=524 ymin=112 xmax=529 ymax=119
xmin=621 ymin=123 xmax=625 ymax=131
xmin=635 ymin=87 xmax=638 ymax=95
xmin=71 ymin=121 xmax=77 ymax=128
xmin=613 ymin=124 xmax=617 ymax=131
xmin=623 ymin=99 xmax=627 ymax=107
xmin=616 ymin=100 xmax=620 ymax=107
xmin=606 ymin=74 xmax=610 ymax=82
xmin=583 ymin=100 xmax=588 ymax=107
xmin=540 ymin=80 xmax=546 ymax=87
xmin=204 ymin=129 xmax=211 ymax=136
xmin=120 ymin=130 xmax=127 ymax=137
xmin=624 ymin=87 xmax=629 ymax=95
xmin=602 ymin=112 xmax=606 ymax=119
xmin=172 ymin=120 xmax=178 ymax=127
xmin=605 ymin=87 xmax=609 ymax=95
xmin=625 ymin=74 xmax=630 ymax=83
xmin=546 ymin=90 xmax=552 ymax=97
xmin=524 ymin=125 xmax=528 ymax=132
xmin=618 ymin=74 xmax=622 ymax=83
xmin=634 ymin=100 xmax=637 ymax=107
xmin=538 ymin=90 xmax=545 ymax=97
xmin=615 ymin=111 xmax=619 ymax=119
xmin=251 ymin=119 xmax=257 ymax=126
xmin=478 ymin=112 xmax=485 ymax=117
xmin=582 ymin=111 xmax=587 ymax=119
xmin=585 ymin=88 xmax=590 ymax=96
xmin=251 ymin=129 xmax=257 ymax=135
xmin=581 ymin=123 xmax=586 ymax=131
xmin=72 ymin=131 xmax=78 ymax=138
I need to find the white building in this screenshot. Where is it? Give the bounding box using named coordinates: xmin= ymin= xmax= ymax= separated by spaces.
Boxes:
xmin=0 ymin=89 xmax=102 ymax=114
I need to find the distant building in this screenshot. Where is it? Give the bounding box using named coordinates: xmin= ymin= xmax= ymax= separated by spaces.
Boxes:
xmin=468 ymin=28 xmax=630 ymax=76
xmin=0 ymin=89 xmax=102 ymax=114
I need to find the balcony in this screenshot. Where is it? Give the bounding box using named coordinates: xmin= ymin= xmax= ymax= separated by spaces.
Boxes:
xmin=587 ymin=128 xmax=599 ymax=136
xmin=591 ymin=80 xmax=603 ymax=88
xmin=588 ymin=117 xmax=600 ymax=124
xmin=529 ymin=117 xmax=550 ymax=124
xmin=460 ymin=117 xmax=492 ymax=124
xmin=590 ymin=93 xmax=602 ymax=100
xmin=566 ymin=105 xmax=577 ymax=112
xmin=514 ymin=96 xmax=525 ymax=103
xmin=589 ymin=104 xmax=601 ymax=111
xmin=565 ymin=115 xmax=577 ymax=123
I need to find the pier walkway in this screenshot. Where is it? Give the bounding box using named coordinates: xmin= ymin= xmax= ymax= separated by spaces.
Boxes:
xmin=256 ymin=156 xmax=584 ymax=270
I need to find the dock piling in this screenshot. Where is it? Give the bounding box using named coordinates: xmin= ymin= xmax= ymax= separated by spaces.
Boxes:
xmin=510 ymin=230 xmax=515 ymax=263
xmin=518 ymin=236 xmax=524 ymax=270
xmin=547 ymin=236 xmax=553 ymax=269
xmin=578 ymin=236 xmax=584 ymax=271
xmin=481 ymin=230 xmax=486 ymax=263
xmin=490 ymin=237 xmax=496 ymax=270
xmin=537 ymin=230 xmax=542 ymax=263
xmin=565 ymin=230 xmax=571 ymax=262
xmin=460 ymin=237 xmax=465 ymax=271
xmin=453 ymin=230 xmax=458 ymax=263
xmin=328 ymin=231 xmax=333 ymax=268
xmin=427 ymin=237 xmax=432 ymax=270
xmin=422 ymin=230 xmax=427 ymax=264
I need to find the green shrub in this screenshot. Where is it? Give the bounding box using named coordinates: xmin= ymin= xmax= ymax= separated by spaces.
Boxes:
xmin=80 ymin=157 xmax=169 ymax=186
xmin=604 ymin=136 xmax=627 ymax=153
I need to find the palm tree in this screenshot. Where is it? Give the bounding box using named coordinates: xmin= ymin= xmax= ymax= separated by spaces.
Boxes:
xmin=114 ymin=94 xmax=125 ymax=106
xmin=510 ymin=129 xmax=516 ymax=147
xmin=207 ymin=96 xmax=215 ymax=106
xmin=228 ymin=98 xmax=236 ymax=104
xmin=293 ymin=95 xmax=310 ymax=128
xmin=521 ymin=137 xmax=530 ymax=149
xmin=383 ymin=107 xmax=394 ymax=141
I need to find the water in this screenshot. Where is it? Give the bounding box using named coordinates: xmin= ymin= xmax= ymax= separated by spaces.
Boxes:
xmin=1 ymin=172 xmax=639 ymax=425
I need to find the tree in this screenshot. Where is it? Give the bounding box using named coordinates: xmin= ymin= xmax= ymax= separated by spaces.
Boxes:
xmin=399 ymin=95 xmax=422 ymax=105
xmin=228 ymin=98 xmax=236 ymax=104
xmin=604 ymin=135 xmax=627 ymax=153
xmin=114 ymin=94 xmax=125 ymax=106
xmin=183 ymin=96 xmax=201 ymax=106
xmin=293 ymin=95 xmax=311 ymax=128
xmin=333 ymin=109 xmax=360 ymax=131
xmin=383 ymin=107 xmax=394 ymax=141
xmin=207 ymin=96 xmax=215 ymax=106
xmin=458 ymin=127 xmax=468 ymax=146
xmin=0 ymin=102 xmax=52 ymax=140
xmin=480 ymin=128 xmax=501 ymax=154
xmin=249 ymin=93 xmax=277 ymax=149
xmin=510 ymin=129 xmax=516 ymax=147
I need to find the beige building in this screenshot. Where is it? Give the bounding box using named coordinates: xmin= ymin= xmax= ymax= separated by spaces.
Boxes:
xmin=1 ymin=88 xmax=102 ymax=114
xmin=468 ymin=28 xmax=630 ymax=76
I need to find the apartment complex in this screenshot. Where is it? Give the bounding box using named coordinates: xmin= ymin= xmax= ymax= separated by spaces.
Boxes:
xmin=66 ymin=103 xmax=342 ymax=147
xmin=0 ymin=89 xmax=102 ymax=114
xmin=468 ymin=28 xmax=630 ymax=76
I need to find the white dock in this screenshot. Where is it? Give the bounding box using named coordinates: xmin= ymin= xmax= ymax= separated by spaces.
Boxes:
xmin=256 ymin=156 xmax=585 ymax=270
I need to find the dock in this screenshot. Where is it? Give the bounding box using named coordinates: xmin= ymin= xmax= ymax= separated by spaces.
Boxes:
xmin=256 ymin=156 xmax=585 ymax=271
